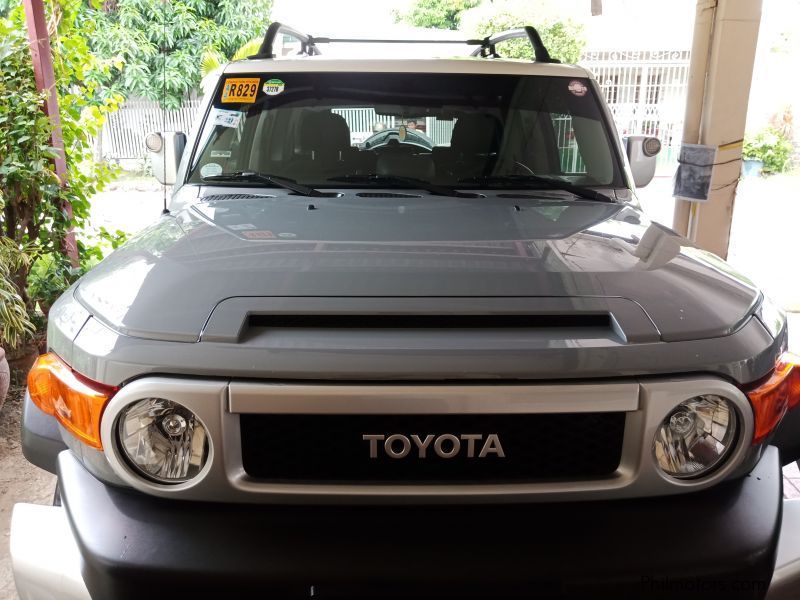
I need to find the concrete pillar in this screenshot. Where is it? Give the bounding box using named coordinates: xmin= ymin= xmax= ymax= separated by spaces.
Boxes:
xmin=672 ymin=0 xmax=762 ymax=259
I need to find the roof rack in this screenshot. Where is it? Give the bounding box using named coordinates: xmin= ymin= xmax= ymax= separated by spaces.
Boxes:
xmin=254 ymin=22 xmax=322 ymax=58
xmin=469 ymin=26 xmax=558 ymax=63
xmin=250 ymin=22 xmax=560 ymax=64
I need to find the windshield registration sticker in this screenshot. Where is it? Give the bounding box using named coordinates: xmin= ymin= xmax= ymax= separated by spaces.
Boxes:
xmin=262 ymin=79 xmax=285 ymax=96
xmin=221 ymin=78 xmax=260 ymax=103
xmin=212 ymin=109 xmax=242 ymax=128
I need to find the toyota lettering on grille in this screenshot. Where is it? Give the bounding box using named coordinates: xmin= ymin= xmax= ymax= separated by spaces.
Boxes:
xmin=362 ymin=434 xmax=506 ymax=459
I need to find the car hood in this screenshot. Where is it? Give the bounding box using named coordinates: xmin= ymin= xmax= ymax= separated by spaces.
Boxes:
xmin=74 ymin=191 xmax=760 ymax=343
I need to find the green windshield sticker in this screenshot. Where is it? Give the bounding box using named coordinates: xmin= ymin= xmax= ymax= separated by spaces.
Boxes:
xmin=262 ymin=79 xmax=285 ymax=96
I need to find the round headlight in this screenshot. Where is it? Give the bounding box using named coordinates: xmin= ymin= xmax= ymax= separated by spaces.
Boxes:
xmin=653 ymin=395 xmax=737 ymax=479
xmin=117 ymin=398 xmax=210 ymax=484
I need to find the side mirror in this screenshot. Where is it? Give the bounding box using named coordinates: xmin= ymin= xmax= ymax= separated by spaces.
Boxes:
xmin=624 ymin=136 xmax=661 ymax=188
xmin=145 ymin=131 xmax=187 ymax=185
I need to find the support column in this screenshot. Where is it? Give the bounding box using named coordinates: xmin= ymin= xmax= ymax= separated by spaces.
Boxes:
xmin=22 ymin=0 xmax=77 ymax=263
xmin=672 ymin=0 xmax=762 ymax=259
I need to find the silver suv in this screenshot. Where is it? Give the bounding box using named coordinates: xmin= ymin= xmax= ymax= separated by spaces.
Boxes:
xmin=12 ymin=22 xmax=800 ymax=600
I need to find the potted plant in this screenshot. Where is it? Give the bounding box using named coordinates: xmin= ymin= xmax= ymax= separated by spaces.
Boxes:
xmin=742 ymin=127 xmax=794 ymax=177
xmin=0 ymin=238 xmax=36 ymax=411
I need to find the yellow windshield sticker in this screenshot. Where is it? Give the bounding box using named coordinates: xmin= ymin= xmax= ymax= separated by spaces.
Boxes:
xmin=221 ymin=78 xmax=260 ymax=103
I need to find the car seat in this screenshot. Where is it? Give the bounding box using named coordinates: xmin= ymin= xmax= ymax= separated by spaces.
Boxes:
xmin=287 ymin=111 xmax=356 ymax=181
xmin=433 ymin=113 xmax=502 ymax=183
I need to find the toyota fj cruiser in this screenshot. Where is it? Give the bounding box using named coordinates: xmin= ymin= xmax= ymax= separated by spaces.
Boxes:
xmin=11 ymin=22 xmax=800 ymax=600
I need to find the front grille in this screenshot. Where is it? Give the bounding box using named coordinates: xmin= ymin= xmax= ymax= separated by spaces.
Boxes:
xmin=240 ymin=413 xmax=626 ymax=483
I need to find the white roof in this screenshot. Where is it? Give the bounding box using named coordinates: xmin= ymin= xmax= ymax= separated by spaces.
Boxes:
xmin=224 ymin=57 xmax=589 ymax=78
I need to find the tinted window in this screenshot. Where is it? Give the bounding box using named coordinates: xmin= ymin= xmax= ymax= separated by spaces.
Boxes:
xmin=187 ymin=72 xmax=622 ymax=188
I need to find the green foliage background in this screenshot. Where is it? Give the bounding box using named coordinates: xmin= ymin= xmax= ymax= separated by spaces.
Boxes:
xmin=0 ymin=0 xmax=121 ymax=348
xmin=89 ymin=0 xmax=272 ymax=109
xmin=471 ymin=15 xmax=584 ymax=64
xmin=395 ymin=0 xmax=586 ymax=64
xmin=394 ymin=0 xmax=480 ymax=30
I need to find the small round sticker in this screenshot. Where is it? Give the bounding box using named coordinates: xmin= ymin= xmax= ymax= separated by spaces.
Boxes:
xmin=200 ymin=162 xmax=223 ymax=178
xmin=262 ymin=79 xmax=285 ymax=96
xmin=568 ymin=80 xmax=588 ymax=97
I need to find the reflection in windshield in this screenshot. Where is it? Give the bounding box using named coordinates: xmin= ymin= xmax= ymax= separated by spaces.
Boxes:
xmin=189 ymin=193 xmax=623 ymax=244
xmin=187 ymin=72 xmax=622 ymax=191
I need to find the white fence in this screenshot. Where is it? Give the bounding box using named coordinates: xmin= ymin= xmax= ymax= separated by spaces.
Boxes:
xmin=100 ymin=49 xmax=691 ymax=174
xmin=99 ymin=98 xmax=200 ymax=161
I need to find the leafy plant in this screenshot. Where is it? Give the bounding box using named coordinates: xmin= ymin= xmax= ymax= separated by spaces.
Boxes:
xmin=394 ymin=0 xmax=481 ymax=30
xmin=0 ymin=17 xmax=60 ymax=309
xmin=743 ymin=128 xmax=794 ymax=174
xmin=26 ymin=252 xmax=73 ymax=317
xmin=0 ymin=238 xmax=35 ymax=350
xmin=80 ymin=226 xmax=128 ymax=267
xmin=0 ymin=2 xmax=121 ymax=341
xmin=29 ymin=227 xmax=128 ymax=315
xmin=396 ymin=0 xmax=586 ymax=64
xmin=88 ymin=0 xmax=272 ymax=109
xmin=200 ymin=37 xmax=262 ymax=78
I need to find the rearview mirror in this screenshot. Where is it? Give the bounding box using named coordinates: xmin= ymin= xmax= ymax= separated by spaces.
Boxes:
xmin=146 ymin=131 xmax=186 ymax=186
xmin=624 ymin=136 xmax=661 ymax=188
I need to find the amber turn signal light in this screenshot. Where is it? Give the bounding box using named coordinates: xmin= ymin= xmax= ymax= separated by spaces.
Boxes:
xmin=745 ymin=352 xmax=800 ymax=445
xmin=27 ymin=353 xmax=118 ymax=449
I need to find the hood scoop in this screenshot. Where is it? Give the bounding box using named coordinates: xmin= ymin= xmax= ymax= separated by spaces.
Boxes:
xmin=247 ymin=313 xmax=610 ymax=330
xmin=201 ymin=296 xmax=659 ymax=345
xmin=355 ymin=192 xmax=422 ymax=198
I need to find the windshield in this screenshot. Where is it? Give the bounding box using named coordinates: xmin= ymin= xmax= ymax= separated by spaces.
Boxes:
xmin=187 ymin=72 xmax=624 ymax=190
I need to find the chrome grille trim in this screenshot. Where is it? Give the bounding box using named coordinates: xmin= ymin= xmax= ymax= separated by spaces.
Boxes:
xmin=228 ymin=382 xmax=639 ymax=414
xmin=99 ymin=376 xmax=755 ymax=504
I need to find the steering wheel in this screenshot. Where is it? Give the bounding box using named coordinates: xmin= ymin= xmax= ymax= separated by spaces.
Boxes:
xmin=512 ymin=160 xmax=536 ymax=176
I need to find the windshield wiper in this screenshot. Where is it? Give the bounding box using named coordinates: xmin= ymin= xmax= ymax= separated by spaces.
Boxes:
xmin=329 ymin=174 xmax=481 ymax=198
xmin=460 ymin=174 xmax=616 ymax=203
xmin=203 ymin=171 xmax=326 ymax=197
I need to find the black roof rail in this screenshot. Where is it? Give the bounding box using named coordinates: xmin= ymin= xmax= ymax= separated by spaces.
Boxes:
xmin=252 ymin=22 xmax=322 ymax=59
xmin=250 ymin=22 xmax=560 ymax=63
xmin=470 ymin=27 xmax=560 ymax=63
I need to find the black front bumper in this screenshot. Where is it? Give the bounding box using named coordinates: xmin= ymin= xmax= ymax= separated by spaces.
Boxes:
xmin=60 ymin=448 xmax=783 ymax=600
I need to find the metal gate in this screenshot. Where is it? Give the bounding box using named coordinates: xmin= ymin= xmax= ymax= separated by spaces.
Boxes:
xmin=581 ymin=50 xmax=691 ymax=174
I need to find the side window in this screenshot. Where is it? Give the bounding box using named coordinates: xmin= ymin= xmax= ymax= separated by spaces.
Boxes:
xmin=550 ymin=113 xmax=588 ymax=175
